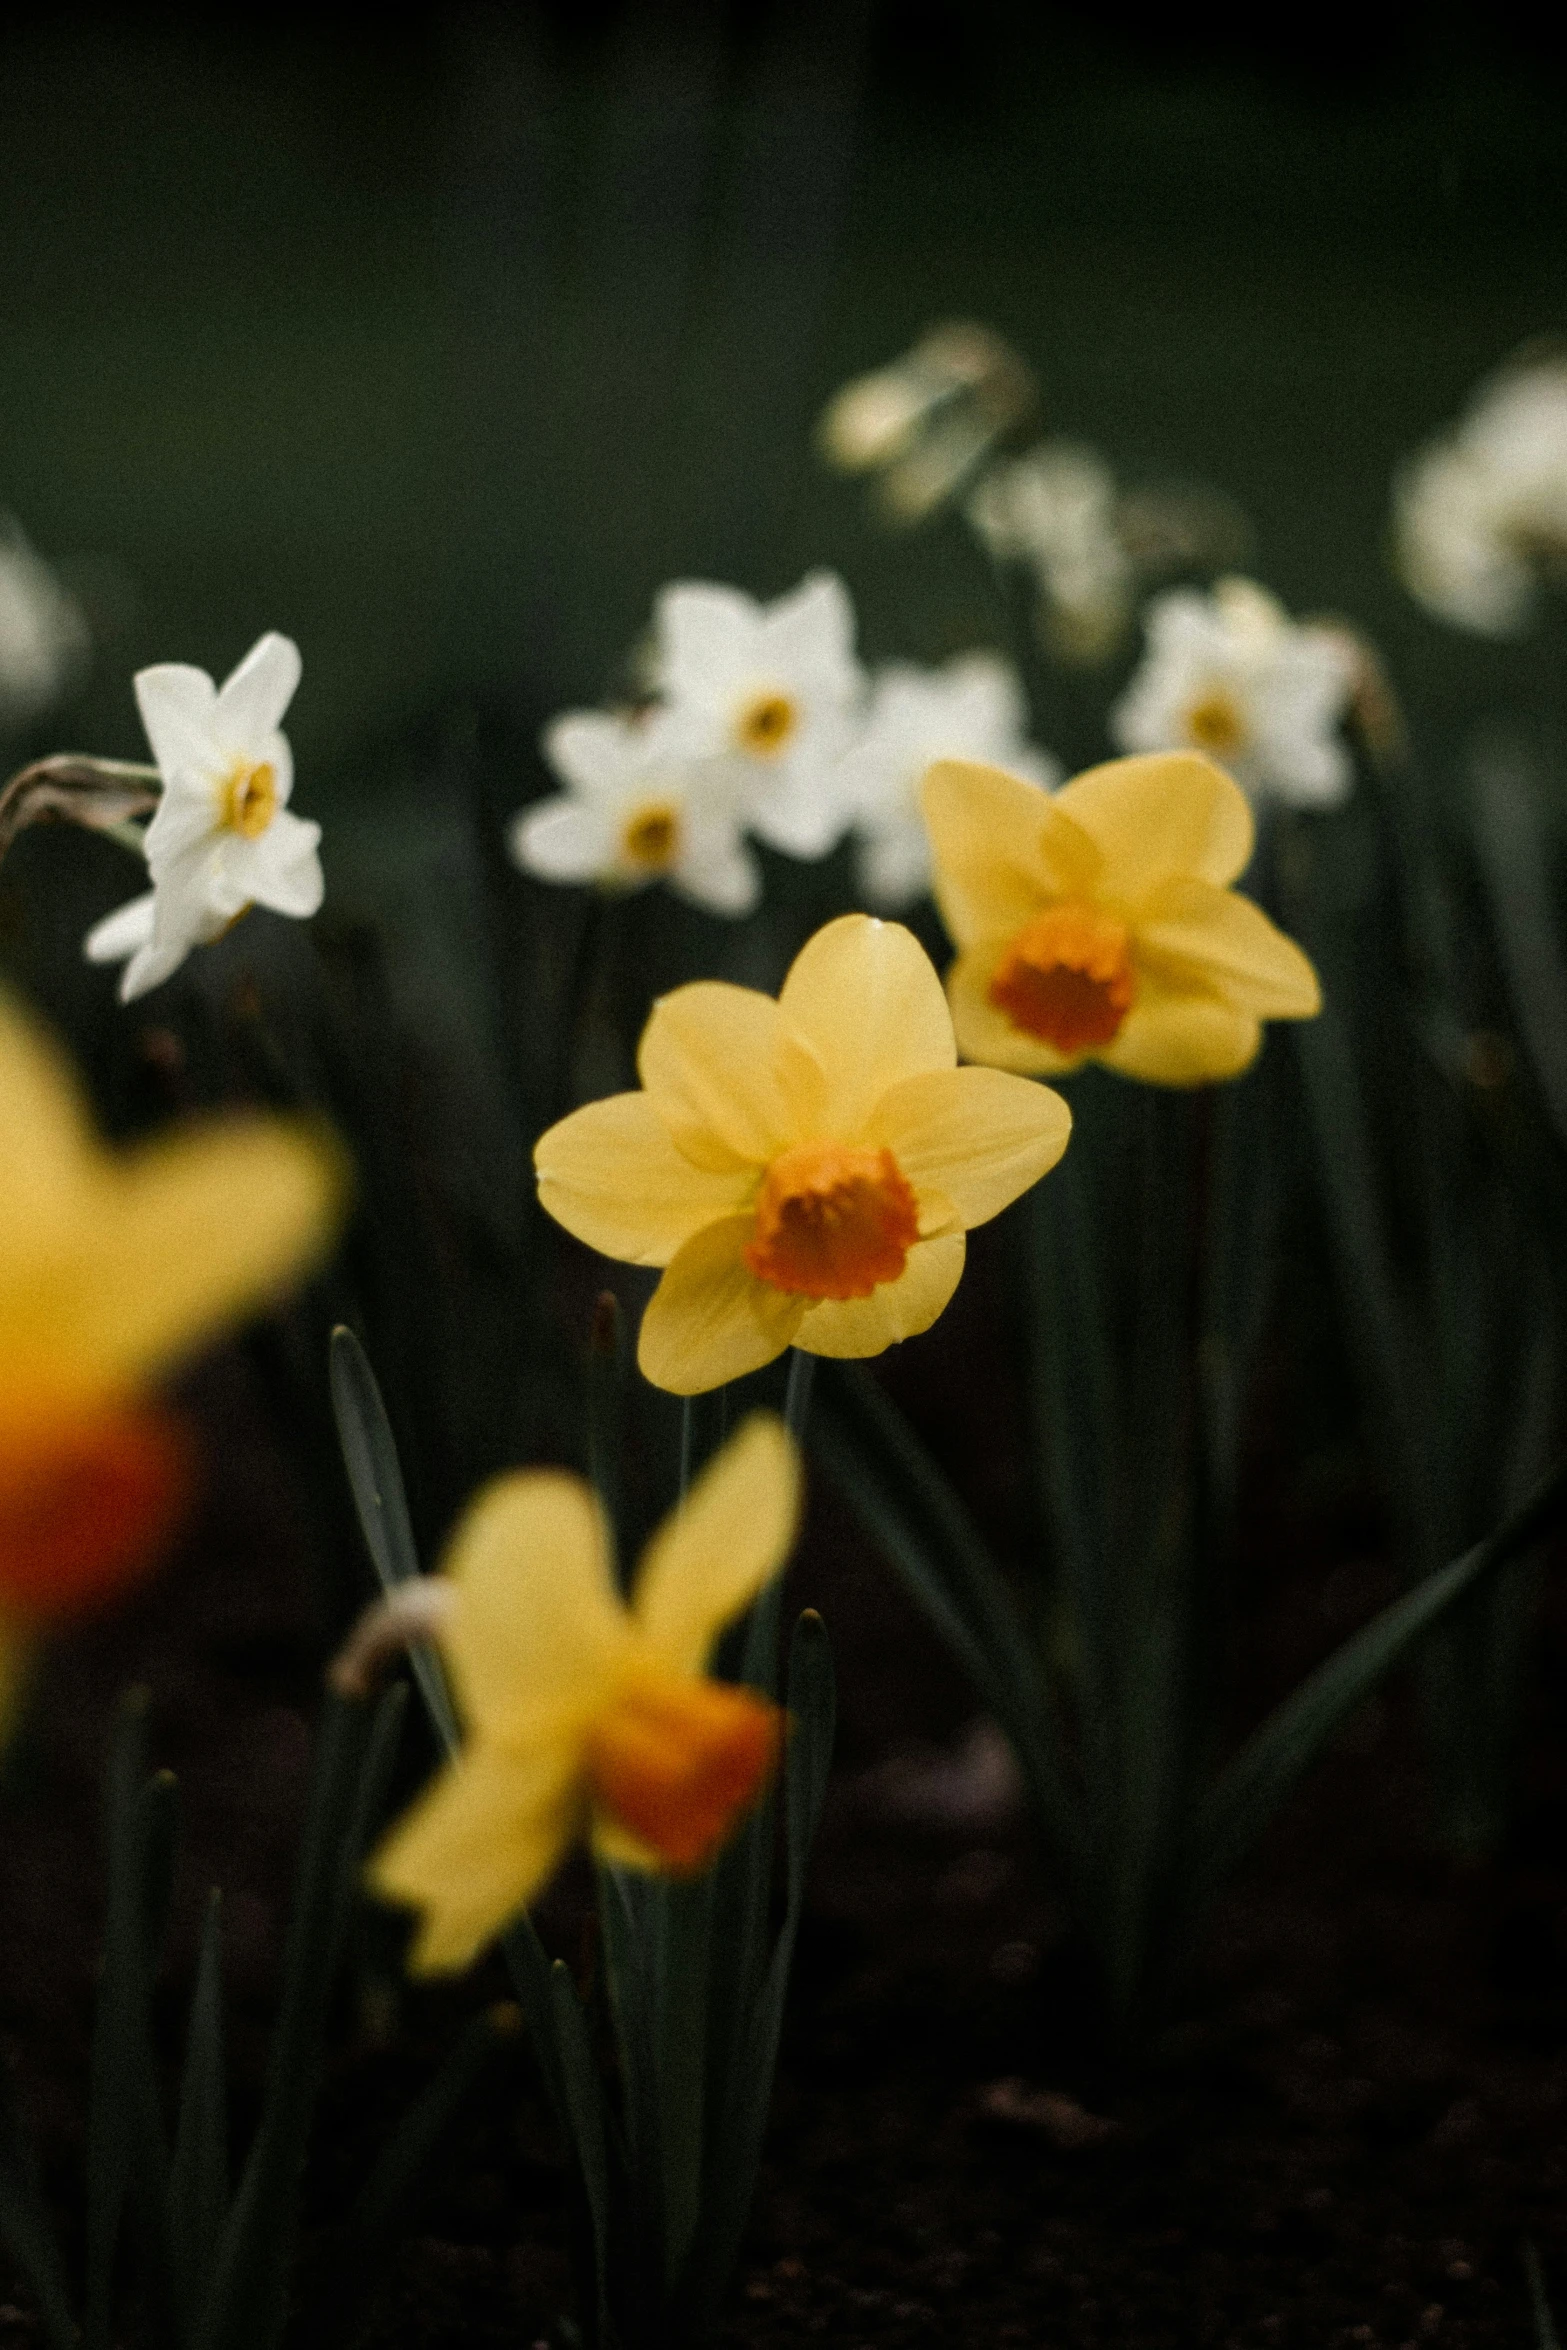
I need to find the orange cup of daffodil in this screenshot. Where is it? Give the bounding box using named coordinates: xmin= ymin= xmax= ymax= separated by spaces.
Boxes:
xmin=369 ymin=1413 xmax=800 ymax=1971
xmin=920 ymin=751 xmax=1320 ymax=1085
xmin=534 ymin=913 xmax=1072 ymax=1395
xmin=0 ymin=991 xmax=341 ymax=1725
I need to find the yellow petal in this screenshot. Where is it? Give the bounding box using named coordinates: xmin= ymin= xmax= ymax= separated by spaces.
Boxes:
xmin=368 ymin=1741 xmax=580 ymax=1973
xmin=777 ymin=915 xmax=954 ymax=1131
xmin=534 ymin=1092 xmax=753 ymax=1267
xmin=590 ymin=1812 xmax=666 ymax=1871
xmin=1135 ymin=879 xmax=1322 ymax=1018
xmin=637 ymin=1216 xmax=804 ymax=1395
xmin=921 ymin=761 xmax=1099 ymax=945
xmin=1055 ymin=753 xmax=1254 ymax=904
xmin=0 ymin=995 xmax=95 ymax=1240
xmin=795 ymin=1231 xmax=965 ymax=1358
xmin=440 ymin=1469 xmax=626 ymax=1736
xmin=638 ymin=983 xmax=826 ymax=1167
xmin=1099 ymin=988 xmax=1261 ymax=1086
xmin=5 ymin=1120 xmax=342 ymax=1398
xmin=945 ymin=943 xmax=1079 ymax=1077
xmin=864 ymin=1066 xmax=1072 ymax=1229
xmin=633 ymin=1413 xmax=801 ymax=1676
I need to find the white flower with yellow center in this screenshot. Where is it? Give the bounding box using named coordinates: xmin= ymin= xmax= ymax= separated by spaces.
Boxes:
xmin=511 ymin=705 xmax=760 ymax=916
xmin=84 ymin=633 xmax=323 ymax=1003
xmin=1396 ymin=358 xmax=1567 ymax=635
xmin=1110 ymin=578 xmax=1355 ymax=810
xmin=836 ymin=653 xmax=1058 ymax=909
xmin=650 ymin=572 xmax=864 ymax=859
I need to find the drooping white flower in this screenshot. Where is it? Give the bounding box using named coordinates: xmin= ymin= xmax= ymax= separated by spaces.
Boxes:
xmin=967 ymin=443 xmax=1135 ymax=663
xmin=818 ymin=323 xmax=1036 ymax=524
xmin=511 ymin=705 xmax=761 ymax=915
xmin=1111 ymin=578 xmax=1355 ymax=809
xmin=836 ymin=653 xmax=1059 ymax=909
xmin=649 ymin=572 xmax=864 ymax=858
xmin=0 ymin=519 xmax=89 ymax=728
xmin=85 ymin=632 xmax=322 ymax=1002
xmin=1396 ymin=357 xmax=1567 ymax=635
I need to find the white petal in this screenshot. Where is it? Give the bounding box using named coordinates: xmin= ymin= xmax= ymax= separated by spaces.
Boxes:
xmin=511 ymin=796 xmax=616 ymax=883
xmin=135 ymin=663 xmax=219 ymax=783
xmin=758 ymin=571 xmax=860 ymax=699
xmin=214 ymin=632 xmax=301 ymax=746
xmin=654 ymin=582 xmax=761 ymax=701
xmin=143 ymin=777 xmax=221 ymax=868
xmin=541 ymin=711 xmax=642 ymax=797
xmin=855 ymin=820 xmax=931 ymax=909
xmin=672 ymin=838 xmax=762 ymax=916
xmin=242 ymin=814 xmax=325 ymax=916
xmin=84 ymin=892 xmax=157 ymax=965
xmin=119 ymin=933 xmax=191 ymax=1002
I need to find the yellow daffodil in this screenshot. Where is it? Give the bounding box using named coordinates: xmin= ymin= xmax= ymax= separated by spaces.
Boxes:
xmin=534 ymin=913 xmax=1072 ymax=1395
xmin=920 ymin=750 xmax=1320 ymax=1085
xmin=368 ymin=1413 xmax=800 ymax=1972
xmin=0 ymin=990 xmax=342 ymax=1723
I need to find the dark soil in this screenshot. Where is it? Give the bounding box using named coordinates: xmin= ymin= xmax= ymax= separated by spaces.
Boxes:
xmin=2 ymin=1321 xmax=1565 ymax=2350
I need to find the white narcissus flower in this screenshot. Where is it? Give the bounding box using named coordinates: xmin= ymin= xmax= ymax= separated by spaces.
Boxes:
xmin=1111 ymin=578 xmax=1356 ymax=810
xmin=84 ymin=633 xmax=323 ymax=1002
xmin=836 ymin=653 xmax=1059 ymax=909
xmin=511 ymin=706 xmax=761 ymax=916
xmin=1395 ymin=359 xmax=1567 ymax=635
xmin=650 ymin=572 xmax=864 ymax=859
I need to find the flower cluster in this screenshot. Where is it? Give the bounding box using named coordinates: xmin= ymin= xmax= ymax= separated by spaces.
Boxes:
xmin=511 ymin=573 xmax=1054 ymax=915
xmin=1111 ymin=577 xmax=1356 ymax=810
xmin=1396 ymin=352 xmax=1567 ymax=635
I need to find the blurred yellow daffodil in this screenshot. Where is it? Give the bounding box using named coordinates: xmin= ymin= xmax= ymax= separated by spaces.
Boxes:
xmin=0 ymin=991 xmax=342 ymax=1723
xmin=920 ymin=751 xmax=1320 ymax=1085
xmin=535 ymin=913 xmax=1072 ymax=1395
xmin=368 ymin=1413 xmax=800 ymax=1972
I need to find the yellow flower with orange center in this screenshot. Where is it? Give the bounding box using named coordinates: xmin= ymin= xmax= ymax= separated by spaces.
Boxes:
xmin=920 ymin=751 xmax=1321 ymax=1085
xmin=534 ymin=913 xmax=1073 ymax=1395
xmin=0 ymin=991 xmax=342 ymax=1725
xmin=368 ymin=1414 xmax=800 ymax=1972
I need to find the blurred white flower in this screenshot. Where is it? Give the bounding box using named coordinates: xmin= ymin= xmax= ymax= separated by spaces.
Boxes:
xmin=650 ymin=572 xmax=864 ymax=858
xmin=818 ymin=323 xmax=1036 ymax=525
xmin=1111 ymin=579 xmax=1355 ymax=808
xmin=0 ymin=520 xmax=89 ymax=727
xmin=837 ymin=653 xmax=1059 ymax=909
xmin=512 ymin=706 xmax=761 ymax=916
xmin=968 ymin=444 xmax=1136 ymax=663
xmin=85 ymin=632 xmax=322 ymax=1002
xmin=1396 ymin=357 xmax=1567 ymax=634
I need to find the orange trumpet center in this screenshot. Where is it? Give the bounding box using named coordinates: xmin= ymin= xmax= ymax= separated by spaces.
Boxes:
xmin=744 ymin=1139 xmax=920 ymax=1302
xmin=585 ymin=1671 xmax=782 ymax=1871
xmin=988 ymin=901 xmax=1137 ymax=1054
xmin=0 ymin=1405 xmax=189 ymax=1625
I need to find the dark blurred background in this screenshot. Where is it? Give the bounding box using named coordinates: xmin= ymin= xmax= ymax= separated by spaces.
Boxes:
xmin=2 ymin=1 xmax=1565 ymax=875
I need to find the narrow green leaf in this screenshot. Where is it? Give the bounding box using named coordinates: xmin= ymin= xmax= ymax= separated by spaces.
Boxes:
xmin=198 ymin=1688 xmax=399 ymax=2350
xmin=1187 ymin=1453 xmax=1567 ymax=1921
xmin=597 ymin=1863 xmax=663 ymax=2294
xmin=1525 ymin=2240 xmax=1562 ymax=2350
xmin=547 ymin=1963 xmax=613 ymax=2350
xmin=809 ymin=1361 xmax=1081 ymax=1885
xmin=651 ymin=1874 xmax=712 ymax=2287
xmin=684 ymin=1613 xmax=836 ymax=2335
xmin=344 ymin=2002 xmax=521 ymax=2306
xmin=329 ymin=1324 xmax=462 ymax=1759
xmin=1471 ymin=741 xmax=1567 ymax=1151
xmin=169 ymin=1890 xmax=230 ymax=2340
xmin=85 ymin=1692 xmax=175 ymax=2350
xmin=0 ymin=2063 xmax=76 ymax=2350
